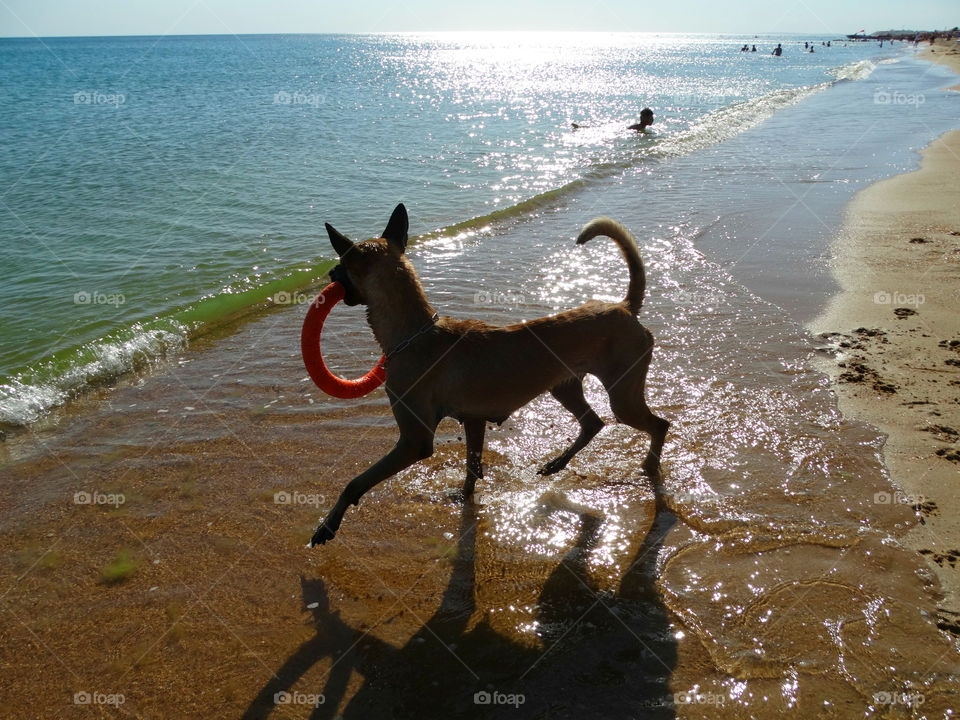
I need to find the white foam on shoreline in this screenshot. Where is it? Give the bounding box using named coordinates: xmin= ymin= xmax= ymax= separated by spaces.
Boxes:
xmin=655 ymin=82 xmax=829 ymax=157
xmin=0 ymin=324 xmax=188 ymax=427
xmin=829 ymin=58 xmax=877 ymax=81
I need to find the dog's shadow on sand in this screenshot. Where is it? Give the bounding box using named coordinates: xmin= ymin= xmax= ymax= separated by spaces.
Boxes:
xmin=243 ymin=488 xmax=678 ymax=719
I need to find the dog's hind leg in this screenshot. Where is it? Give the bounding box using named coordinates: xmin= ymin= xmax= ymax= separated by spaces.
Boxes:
xmin=312 ymin=406 xmax=437 ymax=546
xmin=538 ymin=378 xmax=605 ymax=476
xmin=603 ymin=367 xmax=669 ymax=475
xmin=459 ymin=418 xmax=485 ymax=500
xmin=619 ymin=400 xmax=669 ymax=475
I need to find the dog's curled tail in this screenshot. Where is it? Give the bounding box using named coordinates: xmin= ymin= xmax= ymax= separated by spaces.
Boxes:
xmin=576 ymin=218 xmax=645 ymax=314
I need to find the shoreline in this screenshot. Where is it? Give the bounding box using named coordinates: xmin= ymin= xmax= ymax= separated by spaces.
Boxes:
xmin=810 ymin=93 xmax=960 ymax=629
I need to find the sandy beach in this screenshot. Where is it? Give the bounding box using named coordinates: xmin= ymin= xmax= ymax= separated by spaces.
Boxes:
xmin=924 ymin=37 xmax=960 ymax=90
xmin=811 ymin=39 xmax=960 ymax=629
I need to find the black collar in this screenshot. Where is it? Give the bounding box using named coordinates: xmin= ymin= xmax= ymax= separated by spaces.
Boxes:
xmin=385 ymin=313 xmax=439 ymax=360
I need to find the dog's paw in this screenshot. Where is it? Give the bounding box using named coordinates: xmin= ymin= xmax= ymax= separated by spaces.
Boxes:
xmin=310 ymin=523 xmax=336 ymax=546
xmin=538 ymin=457 xmax=567 ymax=476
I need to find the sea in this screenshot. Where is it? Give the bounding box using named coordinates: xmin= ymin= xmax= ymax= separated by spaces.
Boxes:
xmin=1 ymin=32 xmax=957 ymax=428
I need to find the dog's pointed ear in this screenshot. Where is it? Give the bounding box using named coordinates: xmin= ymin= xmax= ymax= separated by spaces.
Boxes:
xmin=326 ymin=223 xmax=355 ymax=258
xmin=381 ymin=203 xmax=408 ymax=254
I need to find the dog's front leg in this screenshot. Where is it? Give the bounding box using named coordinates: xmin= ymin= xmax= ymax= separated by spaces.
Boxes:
xmin=460 ymin=418 xmax=485 ymax=500
xmin=538 ymin=379 xmax=605 ymax=476
xmin=311 ymin=421 xmax=435 ymax=546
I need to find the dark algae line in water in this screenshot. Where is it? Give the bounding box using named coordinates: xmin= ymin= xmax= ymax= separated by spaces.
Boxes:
xmin=0 ymin=190 xmax=578 ymax=429
xmin=0 ymin=186 xmax=605 ymax=429
xmin=0 ymin=261 xmax=336 ymax=428
xmin=1 ymin=181 xmax=574 ymax=427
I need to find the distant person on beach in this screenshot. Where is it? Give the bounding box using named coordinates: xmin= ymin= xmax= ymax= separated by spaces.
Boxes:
xmin=772 ymin=43 xmax=782 ymax=56
xmin=628 ymin=108 xmax=655 ymax=133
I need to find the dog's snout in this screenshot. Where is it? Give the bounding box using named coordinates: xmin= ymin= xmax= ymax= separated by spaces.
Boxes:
xmin=329 ymin=264 xmax=361 ymax=305
xmin=330 ymin=264 xmax=352 ymax=289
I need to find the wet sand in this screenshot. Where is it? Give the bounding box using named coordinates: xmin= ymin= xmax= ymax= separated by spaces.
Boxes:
xmin=0 ymin=302 xmax=687 ymax=718
xmin=810 ymin=126 xmax=960 ymax=634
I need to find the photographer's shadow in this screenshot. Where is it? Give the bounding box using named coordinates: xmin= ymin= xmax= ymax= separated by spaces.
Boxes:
xmin=244 ymin=486 xmax=678 ymax=719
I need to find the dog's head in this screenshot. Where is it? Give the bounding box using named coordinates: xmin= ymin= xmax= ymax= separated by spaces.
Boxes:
xmin=325 ymin=203 xmax=409 ymax=306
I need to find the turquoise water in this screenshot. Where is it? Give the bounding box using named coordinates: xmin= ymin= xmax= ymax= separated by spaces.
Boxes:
xmin=0 ymin=32 xmax=950 ymax=426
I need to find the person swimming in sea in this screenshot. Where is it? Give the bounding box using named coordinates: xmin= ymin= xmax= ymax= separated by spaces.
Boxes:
xmin=628 ymin=107 xmax=655 ymax=133
xmin=572 ymin=107 xmax=655 ymax=133
xmin=772 ymin=43 xmax=782 ymax=56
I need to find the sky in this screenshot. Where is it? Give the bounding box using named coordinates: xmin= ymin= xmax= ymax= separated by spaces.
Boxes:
xmin=0 ymin=0 xmax=956 ymax=37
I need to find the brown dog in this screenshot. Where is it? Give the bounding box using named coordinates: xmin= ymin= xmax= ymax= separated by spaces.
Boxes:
xmin=311 ymin=204 xmax=668 ymax=545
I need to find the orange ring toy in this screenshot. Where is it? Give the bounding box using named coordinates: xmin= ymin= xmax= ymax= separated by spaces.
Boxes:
xmin=301 ymin=281 xmax=386 ymax=399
